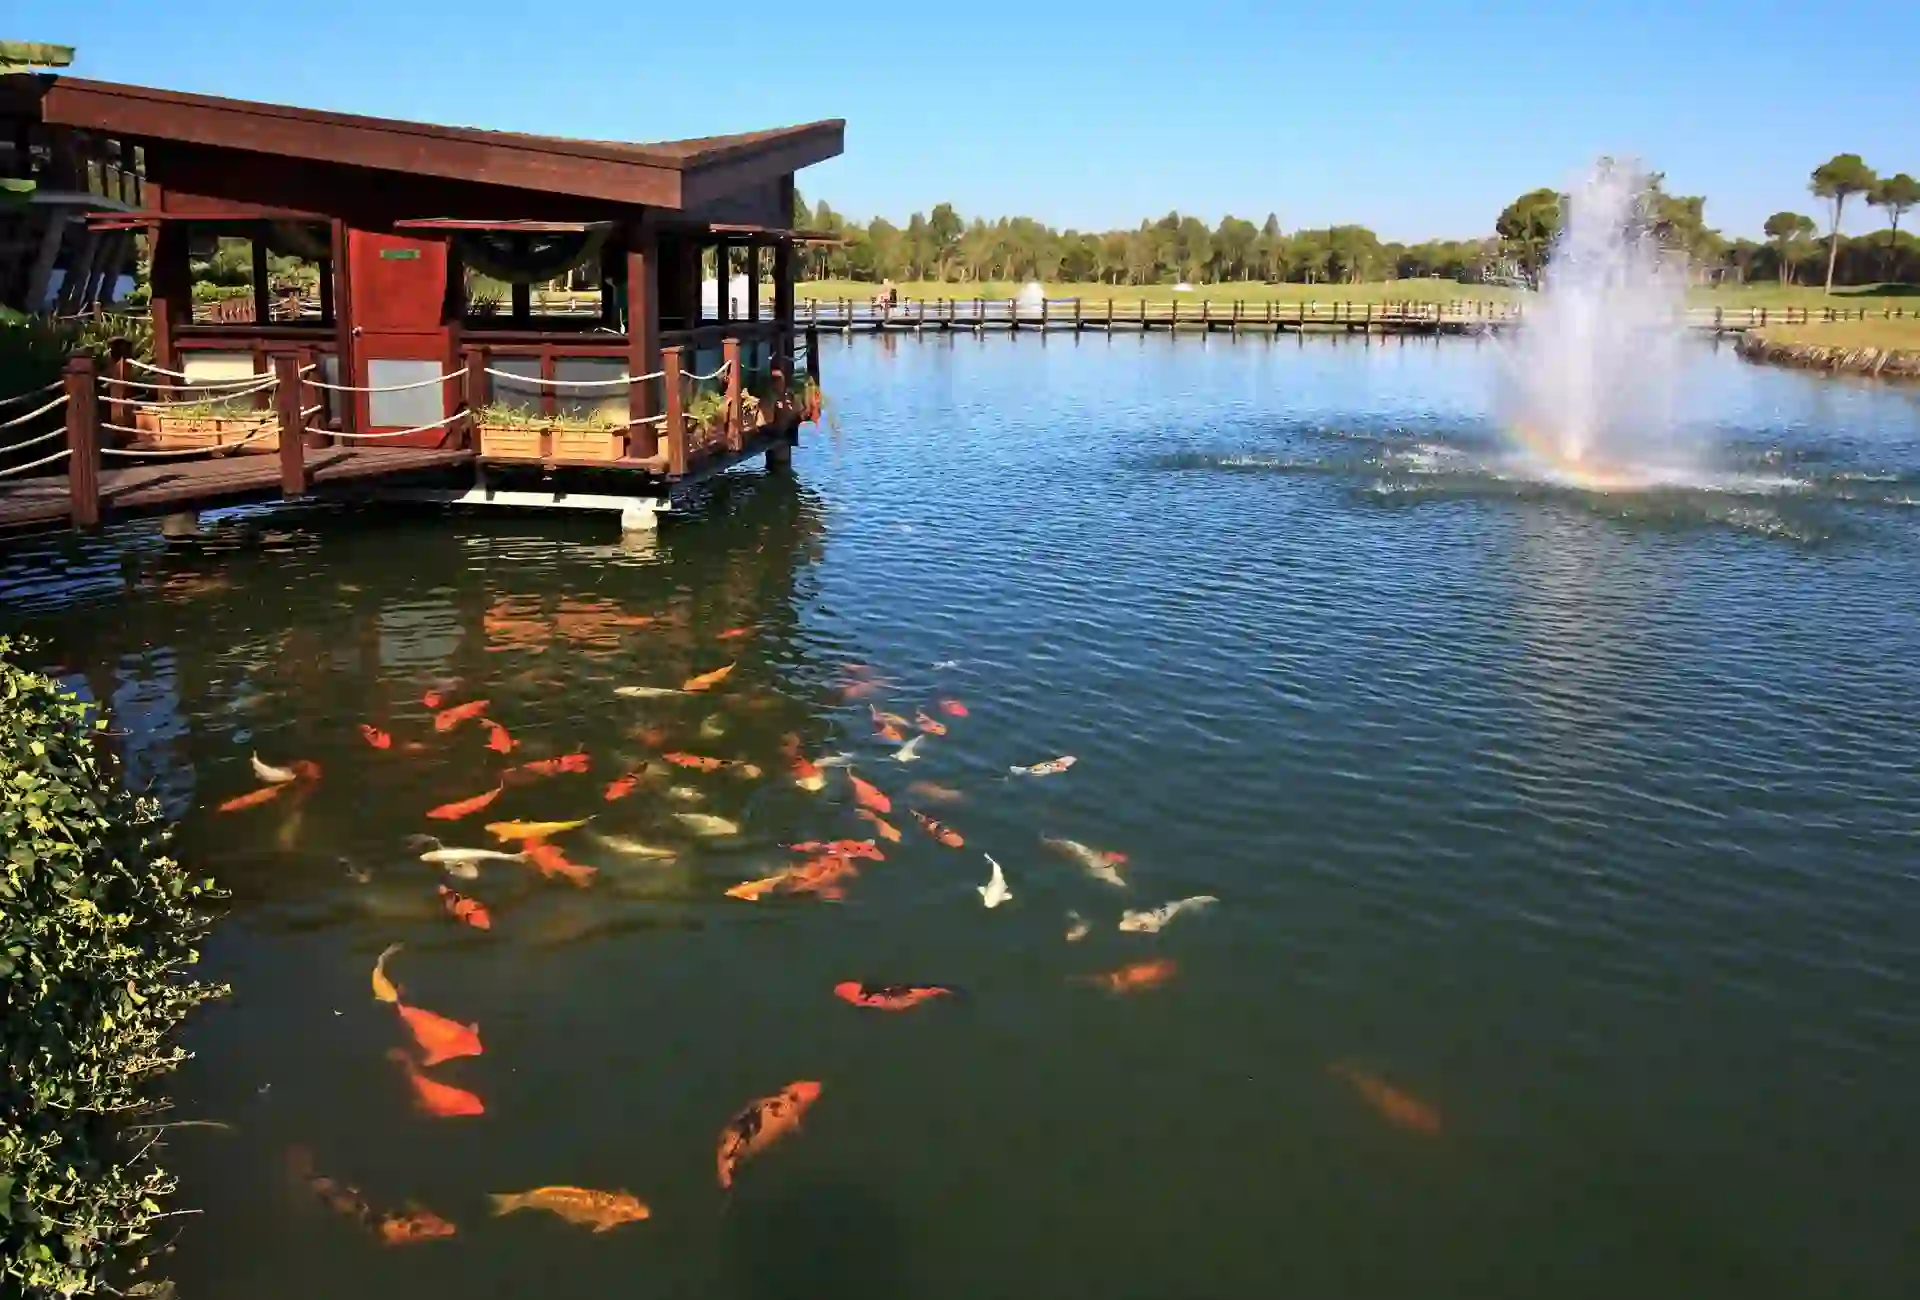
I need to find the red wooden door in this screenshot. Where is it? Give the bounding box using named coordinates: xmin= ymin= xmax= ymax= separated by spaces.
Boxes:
xmin=347 ymin=231 xmax=458 ymax=448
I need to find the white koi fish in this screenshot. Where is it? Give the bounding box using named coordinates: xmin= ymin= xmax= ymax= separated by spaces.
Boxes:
xmin=1064 ymin=910 xmax=1090 ymax=942
xmin=813 ymin=753 xmax=856 ymax=768
xmin=674 ymin=812 xmax=740 ymax=838
xmin=407 ymin=835 xmax=528 ymax=876
xmin=1041 ymin=836 xmax=1129 ymax=889
xmin=1010 ymin=756 xmax=1076 ymax=777
xmin=1118 ymin=895 xmax=1219 ymax=933
xmin=667 ymin=785 xmax=705 ymax=803
xmin=614 ymin=685 xmax=685 ymax=699
xmin=892 ymin=734 xmax=926 ymax=763
xmin=590 ymin=832 xmax=678 ymax=860
xmin=978 ymin=854 xmax=1012 ymax=909
xmin=251 ymin=753 xmax=298 ymax=784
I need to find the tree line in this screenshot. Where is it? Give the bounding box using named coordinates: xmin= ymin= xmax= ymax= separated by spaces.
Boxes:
xmin=793 ymin=153 xmax=1916 ymax=291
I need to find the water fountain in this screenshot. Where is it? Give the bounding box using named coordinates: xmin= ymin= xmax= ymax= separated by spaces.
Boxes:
xmin=1501 ymin=159 xmax=1702 ymax=488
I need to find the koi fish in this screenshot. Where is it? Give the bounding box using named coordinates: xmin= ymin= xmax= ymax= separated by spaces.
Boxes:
xmin=911 ymin=810 xmax=964 ymax=848
xmin=786 ymin=853 xmax=860 ymax=899
xmin=360 ymin=724 xmax=393 ymax=750
xmin=421 ymin=690 xmax=447 ymax=710
xmin=663 ymin=752 xmax=726 ymax=771
xmin=438 ymin=885 xmax=492 ymax=930
xmin=682 ymin=663 xmax=735 ymax=692
xmin=1064 ymin=911 xmax=1091 ymax=942
xmin=490 ymin=1187 xmax=650 ymax=1232
xmin=523 ymin=841 xmax=597 ymax=887
xmin=979 ymin=855 xmax=1012 ymax=908
xmin=1011 ymin=756 xmax=1076 ymax=776
xmin=433 ymin=699 xmax=490 ymax=732
xmin=372 ymin=943 xmax=403 ymax=1004
xmin=1076 ymin=958 xmax=1177 ymax=994
xmin=589 ymin=832 xmax=676 ymax=859
xmin=667 ymin=785 xmax=705 ymax=803
xmin=833 ymin=982 xmax=956 ymax=1011
xmin=608 ymin=614 xmax=657 ymax=628
xmin=217 ymin=784 xmax=284 ymax=813
xmin=426 ymin=784 xmax=503 ymax=821
xmin=486 ymin=817 xmax=592 ymax=843
xmin=395 ymin=1003 xmax=483 ymax=1067
xmin=787 ymin=839 xmax=885 ymax=862
xmin=412 ymin=842 xmax=528 ymax=875
xmin=614 ymin=685 xmax=684 ymax=699
xmin=630 ymin=725 xmax=670 ymax=748
xmin=1119 ymin=895 xmax=1218 ymax=933
xmin=674 ymin=812 xmax=740 ymax=838
xmin=839 ymin=681 xmax=881 ymax=701
xmin=939 ymin=699 xmax=969 ymax=717
xmin=483 ymin=721 xmax=516 ymax=753
xmin=717 ymin=1081 xmax=822 ymax=1189
xmin=931 ymin=660 xmax=961 ymax=670
xmin=378 ymin=1205 xmax=458 ymax=1245
xmin=893 ymin=734 xmax=926 ymax=763
xmin=729 ymin=761 xmax=763 ymax=779
xmin=516 ymin=753 xmax=591 ymax=778
xmin=813 ymin=753 xmax=856 ymax=768
xmin=1042 ymin=837 xmax=1128 ymax=888
xmin=386 ymin=1049 xmax=484 ymax=1118
xmin=856 ymin=808 xmax=902 ymax=842
xmin=1328 ymin=1063 xmax=1444 ymax=1136
xmin=914 ymin=711 xmax=947 ymax=736
xmin=725 ymin=872 xmax=793 ymax=902
xmin=603 ymin=772 xmax=643 ymax=801
xmin=716 ymin=626 xmax=754 ymax=641
xmin=699 ymin=714 xmax=730 ymax=739
xmin=790 ymin=754 xmax=826 ymax=792
xmin=908 ymin=781 xmax=964 ymax=804
xmin=252 ymin=753 xmax=299 ymax=784
xmin=290 ymin=1150 xmax=375 ymax=1226
xmin=848 ymin=770 xmax=891 ymax=813
xmin=870 ymin=706 xmax=911 ymax=730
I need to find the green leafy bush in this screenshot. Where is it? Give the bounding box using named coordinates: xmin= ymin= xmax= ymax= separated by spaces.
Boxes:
xmin=0 ymin=637 xmax=225 ymax=1297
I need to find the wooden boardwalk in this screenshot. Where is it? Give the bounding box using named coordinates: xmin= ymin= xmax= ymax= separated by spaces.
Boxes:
xmin=0 ymin=446 xmax=473 ymax=535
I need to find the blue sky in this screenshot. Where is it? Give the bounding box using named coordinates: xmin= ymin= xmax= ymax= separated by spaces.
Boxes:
xmin=42 ymin=0 xmax=1920 ymax=242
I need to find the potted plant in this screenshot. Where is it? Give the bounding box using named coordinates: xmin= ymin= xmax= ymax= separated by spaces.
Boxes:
xmin=132 ymin=397 xmax=278 ymax=454
xmin=472 ymin=403 xmax=627 ymax=462
xmin=686 ymin=389 xmax=728 ymax=448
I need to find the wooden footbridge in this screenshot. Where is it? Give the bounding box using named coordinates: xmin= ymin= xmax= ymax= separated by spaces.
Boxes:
xmin=797 ymin=297 xmax=1907 ymax=337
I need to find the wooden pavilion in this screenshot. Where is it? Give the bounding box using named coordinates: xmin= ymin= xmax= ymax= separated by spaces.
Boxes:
xmin=0 ymin=73 xmax=841 ymax=518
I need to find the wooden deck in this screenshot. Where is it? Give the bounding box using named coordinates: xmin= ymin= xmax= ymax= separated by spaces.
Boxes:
xmin=0 ymin=446 xmax=473 ymax=534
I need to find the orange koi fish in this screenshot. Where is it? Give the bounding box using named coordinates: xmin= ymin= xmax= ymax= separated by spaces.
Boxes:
xmin=848 ymin=770 xmax=891 ymax=813
xmin=725 ymin=872 xmax=793 ymax=901
xmin=833 ymin=982 xmax=955 ymax=1011
xmin=438 ymin=885 xmax=492 ymax=931
xmin=426 ymin=784 xmax=503 ymax=821
xmin=434 ymin=699 xmax=490 ymax=732
xmin=603 ymin=772 xmax=643 ymax=802
xmin=360 ymin=724 xmax=393 ymax=750
xmin=716 ymin=626 xmax=753 ymax=641
xmin=787 ymin=839 xmax=886 ymax=862
xmin=421 ymin=690 xmax=447 ymax=710
xmin=910 ymin=810 xmax=964 ymax=848
xmin=1076 ymin=958 xmax=1178 ymax=994
xmin=217 ymin=784 xmax=285 ymax=813
xmin=523 ymin=840 xmax=597 ymax=887
xmin=856 ymin=808 xmax=903 ymax=843
xmin=914 ymin=711 xmax=947 ymax=736
xmin=630 ymin=724 xmax=669 ymax=748
xmin=717 ymin=1081 xmax=822 ymax=1189
xmin=1328 ymin=1063 xmax=1444 ymax=1136
xmin=939 ymin=698 xmax=969 ymax=717
xmin=870 ymin=706 xmax=911 ymax=729
xmin=489 ymin=1186 xmax=650 ymax=1232
xmin=785 ymin=853 xmax=860 ymax=899
xmin=395 ymin=1003 xmax=483 ymax=1067
xmin=290 ymin=759 xmax=323 ymax=783
xmin=682 ymin=663 xmax=735 ymax=692
xmin=662 ymin=752 xmax=726 ymax=771
xmin=483 ymin=720 xmax=516 ymax=754
xmin=371 ymin=943 xmax=403 ymax=1004
xmin=378 ymin=1205 xmax=458 ymax=1245
xmin=387 ymin=1049 xmax=484 ymax=1117
xmin=839 ymin=681 xmax=881 ymax=701
xmin=516 ymin=752 xmax=591 ymax=777
xmin=907 ymin=781 xmax=965 ymax=804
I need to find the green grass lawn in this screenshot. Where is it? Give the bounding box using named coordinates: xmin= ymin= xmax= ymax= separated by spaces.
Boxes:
xmin=797 ymin=278 xmax=1919 ymax=310
xmin=1747 ymin=316 xmax=1920 ymax=350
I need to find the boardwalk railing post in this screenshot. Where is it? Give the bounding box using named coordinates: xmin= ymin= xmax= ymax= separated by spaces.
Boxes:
xmin=274 ymin=354 xmax=306 ymax=496
xmin=661 ymin=345 xmax=687 ymax=476
xmin=1074 ymin=298 xmax=1082 ymax=331
xmin=723 ymin=337 xmax=742 ymax=452
xmin=106 ymin=337 xmax=131 ymax=437
xmin=64 ymin=355 xmax=100 ymax=530
xmin=805 ymin=324 xmax=821 ymax=385
xmin=467 ymin=347 xmax=489 ymax=454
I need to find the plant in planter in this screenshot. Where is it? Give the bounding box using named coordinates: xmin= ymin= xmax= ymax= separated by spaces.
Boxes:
xmin=686 ymin=388 xmax=728 ymax=444
xmin=132 ymin=396 xmax=278 ymax=454
xmin=473 ymin=402 xmax=628 ymax=462
xmin=789 ymin=375 xmax=822 ymax=423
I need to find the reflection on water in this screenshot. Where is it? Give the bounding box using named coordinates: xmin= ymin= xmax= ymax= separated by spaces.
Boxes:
xmin=4 ymin=334 xmax=1919 ymax=1300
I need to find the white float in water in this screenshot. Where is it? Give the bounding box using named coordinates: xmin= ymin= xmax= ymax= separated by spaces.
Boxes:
xmin=1500 ymin=159 xmax=1702 ymax=489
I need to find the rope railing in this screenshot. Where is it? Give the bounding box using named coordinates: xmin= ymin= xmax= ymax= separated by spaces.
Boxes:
xmin=329 ymin=409 xmax=469 ymax=440
xmin=0 ymin=393 xmax=71 ymax=431
xmin=0 ymin=448 xmax=71 ymax=479
xmin=306 ymin=369 xmax=465 ymax=394
xmin=0 ymin=426 xmax=71 ymax=456
xmin=98 ymin=421 xmax=278 ymax=457
xmin=0 ymin=379 xmax=65 ymax=410
xmin=680 ymin=361 xmax=733 ymax=382
xmin=103 ymin=371 xmax=285 ymax=394
xmin=127 ymin=377 xmax=281 ymax=410
xmin=481 ymin=368 xmax=665 ymax=388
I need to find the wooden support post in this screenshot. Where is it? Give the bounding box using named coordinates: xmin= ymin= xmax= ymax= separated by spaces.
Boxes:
xmin=64 ymin=355 xmax=100 ymax=530
xmin=723 ymin=337 xmax=742 ymax=452
xmin=150 ymin=216 xmax=190 ymax=385
xmin=805 ymin=324 xmax=821 ymax=384
xmin=466 ymin=347 xmax=488 ymax=454
xmin=1074 ymin=298 xmax=1082 ymax=331
xmin=746 ymin=241 xmax=762 ymax=322
xmin=105 ymin=338 xmax=131 ymax=438
xmin=329 ymin=218 xmax=357 ymax=436
xmin=662 ymin=345 xmax=687 ymax=476
xmin=274 ymin=354 xmax=306 ymax=495
xmin=715 ymin=239 xmax=732 ymax=324
xmin=627 ymin=226 xmax=660 ymax=458
xmin=252 ymin=226 xmax=271 ymax=325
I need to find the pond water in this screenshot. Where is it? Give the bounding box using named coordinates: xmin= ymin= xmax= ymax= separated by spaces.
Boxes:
xmin=6 ymin=333 xmax=1920 ymax=1300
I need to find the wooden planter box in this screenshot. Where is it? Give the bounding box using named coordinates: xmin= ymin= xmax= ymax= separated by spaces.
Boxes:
xmin=477 ymin=421 xmax=624 ymax=462
xmin=131 ymin=410 xmax=280 ymax=454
